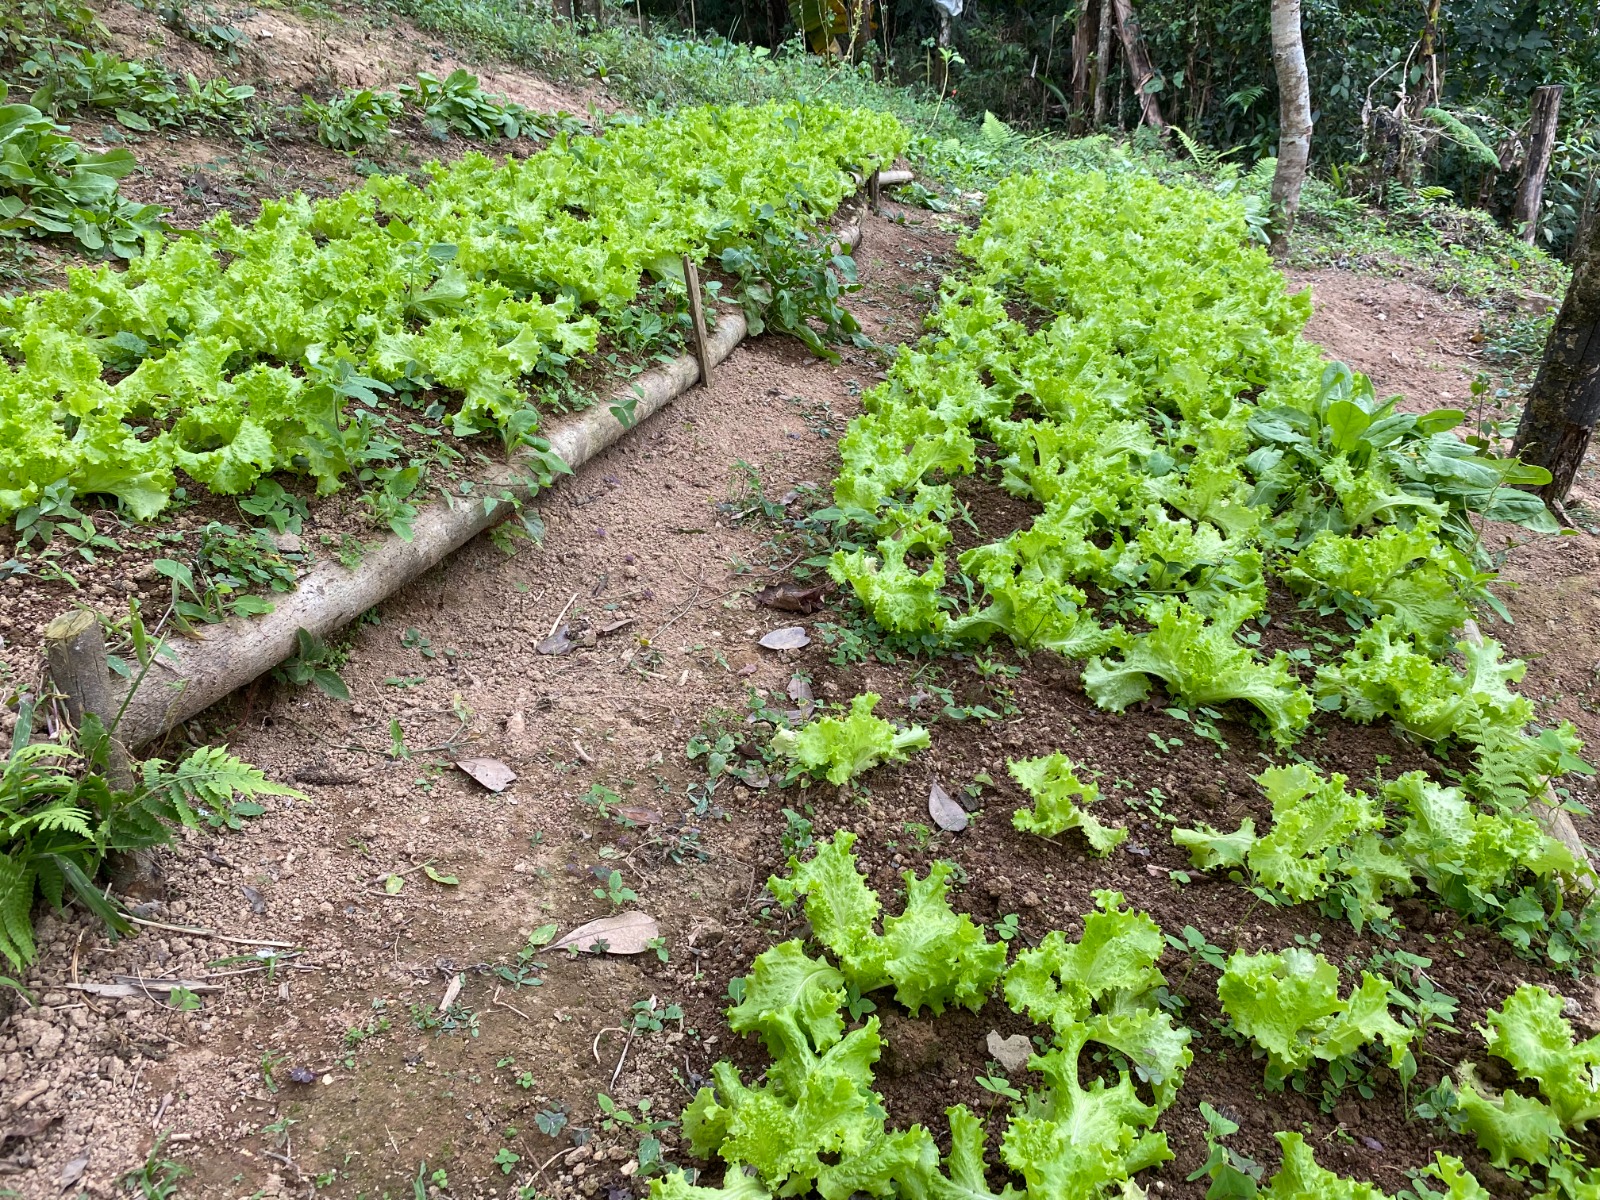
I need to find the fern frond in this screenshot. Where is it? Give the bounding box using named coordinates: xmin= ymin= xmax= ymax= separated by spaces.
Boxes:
xmin=1172 ymin=125 xmax=1224 ymax=173
xmin=0 ymin=853 xmax=38 ymax=971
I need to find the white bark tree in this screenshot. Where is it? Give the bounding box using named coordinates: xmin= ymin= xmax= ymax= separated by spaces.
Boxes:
xmin=1268 ymin=0 xmax=1312 ymax=253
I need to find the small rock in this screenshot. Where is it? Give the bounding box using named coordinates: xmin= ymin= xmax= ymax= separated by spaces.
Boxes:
xmin=986 ymin=1030 xmax=1033 ymax=1073
xmin=272 ymin=532 xmax=303 ymax=553
xmin=1020 ymin=890 xmax=1042 ymax=909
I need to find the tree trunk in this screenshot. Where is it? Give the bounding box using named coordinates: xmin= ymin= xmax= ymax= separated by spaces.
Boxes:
xmin=1069 ymin=1 xmax=1093 ymax=131
xmin=936 ymin=7 xmax=952 ymax=93
xmin=1092 ymin=0 xmax=1114 ymax=126
xmin=1268 ymin=0 xmax=1312 ymax=253
xmin=1513 ymin=85 xmax=1563 ymax=245
xmin=1410 ymin=0 xmax=1442 ymax=117
xmin=1109 ymin=0 xmax=1164 ymax=130
xmin=1512 ymin=210 xmax=1600 ymax=503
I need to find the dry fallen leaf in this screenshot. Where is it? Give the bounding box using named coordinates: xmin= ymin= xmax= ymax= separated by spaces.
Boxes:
xmin=754 ymin=580 xmax=830 ymax=613
xmin=537 ymin=625 xmax=574 ymax=655
xmin=59 ymin=1157 xmax=89 ymax=1187
xmin=787 ymin=675 xmax=815 ymax=717
xmin=548 ymin=911 xmax=660 ymax=955
xmin=456 ymin=757 xmax=517 ymax=792
xmin=987 ymin=1030 xmax=1032 ymax=1073
xmin=759 ymin=625 xmax=810 ymax=651
xmin=614 ymin=806 xmax=663 ymax=825
xmin=596 ymin=617 xmax=635 ymax=635
xmin=928 ymin=781 xmax=969 ymax=833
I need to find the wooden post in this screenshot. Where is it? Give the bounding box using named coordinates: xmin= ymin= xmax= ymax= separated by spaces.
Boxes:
xmin=682 ymin=256 xmax=713 ymax=389
xmin=867 ymin=168 xmax=881 ymax=215
xmin=44 ymin=609 xmax=134 ymax=790
xmin=1513 ymin=85 xmax=1563 ymax=245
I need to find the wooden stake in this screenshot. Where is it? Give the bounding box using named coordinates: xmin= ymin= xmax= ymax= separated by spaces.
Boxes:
xmin=44 ymin=609 xmax=133 ymax=789
xmin=868 ymin=168 xmax=881 ymax=215
xmin=682 ymin=256 xmax=712 ymax=389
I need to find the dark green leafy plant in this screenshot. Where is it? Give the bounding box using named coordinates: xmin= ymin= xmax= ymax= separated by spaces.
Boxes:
xmin=272 ymin=628 xmax=351 ymax=700
xmin=21 ymin=49 xmax=254 ymax=131
xmin=156 ymin=0 xmax=250 ymax=59
xmin=0 ymin=82 xmax=165 ymax=258
xmin=720 ymin=204 xmax=869 ymax=361
xmin=399 ymin=70 xmax=536 ymax=140
xmin=301 ymin=87 xmax=404 ymax=151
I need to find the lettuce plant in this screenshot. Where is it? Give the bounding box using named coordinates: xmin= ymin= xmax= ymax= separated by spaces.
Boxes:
xmin=1008 ymin=752 xmax=1125 ymax=855
xmin=769 ymin=694 xmax=929 ymax=786
xmin=1454 ymin=983 xmax=1600 ymax=1169
xmin=1217 ymin=948 xmax=1414 ymax=1087
xmin=766 ymin=833 xmax=1004 ymax=1014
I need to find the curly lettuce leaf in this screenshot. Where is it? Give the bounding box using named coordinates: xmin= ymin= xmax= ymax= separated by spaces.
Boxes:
xmin=1388 ymin=772 xmax=1577 ymax=914
xmin=1249 ymin=764 xmax=1383 ymax=903
xmin=1217 ymin=948 xmax=1413 ymax=1080
xmin=726 ymin=940 xmax=846 ymax=1054
xmin=766 ymin=832 xmax=890 ymax=991
xmin=1000 ymin=1023 xmax=1172 ymax=1196
xmin=881 ymin=861 xmax=1007 ymax=1015
xmin=1480 ymin=983 xmax=1600 ymax=1130
xmin=1172 ymin=819 xmax=1255 ymax=869
xmin=1009 ymin=752 xmax=1126 ymax=855
xmin=1454 ymin=1062 xmax=1567 ymax=1168
xmin=769 ymin=693 xmax=930 ymax=786
xmin=1083 ymin=598 xmax=1311 ymax=747
xmin=1281 ymin=520 xmax=1468 ymax=648
xmin=1260 ymin=1132 xmax=1388 ymax=1199
xmin=907 ymin=1105 xmax=1026 ymax=1200
xmin=649 ymin=1166 xmax=771 ymax=1200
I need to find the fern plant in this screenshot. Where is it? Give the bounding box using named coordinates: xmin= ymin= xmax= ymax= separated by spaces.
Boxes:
xmin=0 ymin=700 xmax=301 ymax=968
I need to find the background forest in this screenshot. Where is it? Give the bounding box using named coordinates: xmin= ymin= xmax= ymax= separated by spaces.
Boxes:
xmin=636 ymin=0 xmax=1600 ymax=257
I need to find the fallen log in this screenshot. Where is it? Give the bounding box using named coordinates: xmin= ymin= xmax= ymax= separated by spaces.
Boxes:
xmin=104 ymin=223 xmax=869 ymax=748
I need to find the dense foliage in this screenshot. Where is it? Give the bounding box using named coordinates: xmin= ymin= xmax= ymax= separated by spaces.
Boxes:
xmin=823 ymin=166 xmax=1594 ymax=960
xmin=0 ymin=102 xmax=904 ymax=520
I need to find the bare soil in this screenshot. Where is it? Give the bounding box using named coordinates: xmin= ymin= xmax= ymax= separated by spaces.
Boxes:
xmin=3 ymin=8 xmax=1600 ymax=1199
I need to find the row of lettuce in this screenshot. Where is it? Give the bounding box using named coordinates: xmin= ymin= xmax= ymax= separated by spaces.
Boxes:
xmin=647 ymin=834 xmax=1598 ymax=1199
xmin=821 ymin=166 xmax=1593 ymax=946
xmin=0 ymin=102 xmax=905 ymax=521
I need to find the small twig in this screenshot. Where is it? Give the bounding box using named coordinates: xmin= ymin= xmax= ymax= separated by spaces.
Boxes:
xmin=548 ymin=592 xmax=580 ymax=638
xmin=437 ymin=973 xmax=464 ymax=1014
xmin=491 ymin=987 xmax=533 ymax=1022
xmin=572 ymin=739 xmax=594 ymax=764
xmin=591 ymin=1026 xmax=625 ymax=1065
xmin=610 ymin=1021 xmax=639 ymax=1089
xmin=264 ymin=1150 xmax=305 ymax=1179
xmin=535 ymin=1145 xmax=583 ymax=1178
xmin=124 ymin=915 xmax=294 ymax=948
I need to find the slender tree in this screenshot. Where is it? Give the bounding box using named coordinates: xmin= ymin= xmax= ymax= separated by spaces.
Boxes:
xmin=1512 ymin=213 xmax=1600 ymax=506
xmin=1268 ymin=0 xmax=1312 ymax=253
xmin=1512 ymin=85 xmax=1564 ymax=245
xmin=1109 ymin=0 xmax=1165 ymax=130
xmin=1092 ymin=0 xmax=1114 ymax=126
